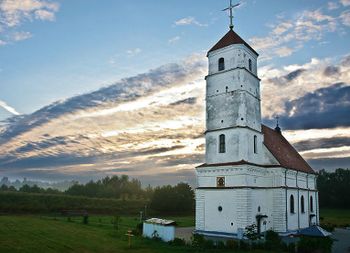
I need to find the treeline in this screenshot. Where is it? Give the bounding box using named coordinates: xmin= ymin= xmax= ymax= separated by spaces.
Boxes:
xmin=0 ymin=175 xmax=195 ymax=214
xmin=0 ymin=191 xmax=147 ymax=214
xmin=317 ymin=168 xmax=350 ymax=208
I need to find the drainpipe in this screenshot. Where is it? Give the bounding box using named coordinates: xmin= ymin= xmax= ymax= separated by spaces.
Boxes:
xmin=315 ymin=176 xmax=318 ymax=225
xmin=307 ymin=174 xmax=310 ymax=227
xmin=285 ymin=169 xmax=288 ymax=232
xmin=297 ymin=171 xmax=300 ymax=230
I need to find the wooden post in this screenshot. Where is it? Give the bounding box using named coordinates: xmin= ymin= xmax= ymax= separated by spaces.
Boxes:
xmin=125 ymin=230 xmax=134 ymax=248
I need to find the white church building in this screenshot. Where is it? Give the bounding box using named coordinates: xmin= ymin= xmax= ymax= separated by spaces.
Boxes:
xmin=195 ymin=27 xmax=319 ymax=238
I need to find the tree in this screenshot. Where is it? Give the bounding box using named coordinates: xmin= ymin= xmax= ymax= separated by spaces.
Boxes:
xmin=150 ymin=183 xmax=194 ymax=214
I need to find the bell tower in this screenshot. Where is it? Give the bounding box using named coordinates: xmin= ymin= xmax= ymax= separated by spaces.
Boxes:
xmin=205 ymin=28 xmax=263 ymax=164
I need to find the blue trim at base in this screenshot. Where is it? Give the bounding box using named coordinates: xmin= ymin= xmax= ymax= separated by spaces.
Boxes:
xmin=195 ymin=229 xmax=238 ymax=238
xmin=195 ymin=229 xmax=301 ymax=239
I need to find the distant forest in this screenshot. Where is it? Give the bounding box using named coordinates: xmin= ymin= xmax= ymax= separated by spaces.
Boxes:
xmin=0 ymin=168 xmax=349 ymax=213
xmin=0 ymin=175 xmax=194 ymax=214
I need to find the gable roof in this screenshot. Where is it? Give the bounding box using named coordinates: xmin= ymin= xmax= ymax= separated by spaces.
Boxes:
xmin=208 ymin=29 xmax=258 ymax=56
xmin=262 ymin=125 xmax=315 ymax=174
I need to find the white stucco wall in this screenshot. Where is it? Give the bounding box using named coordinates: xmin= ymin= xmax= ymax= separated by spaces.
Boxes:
xmin=143 ymin=223 xmax=175 ymax=242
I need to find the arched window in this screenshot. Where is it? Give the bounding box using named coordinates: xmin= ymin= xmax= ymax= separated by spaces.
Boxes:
xmin=218 ymin=58 xmax=225 ymax=71
xmin=310 ymin=196 xmax=314 ymax=212
xmin=253 ymin=135 xmax=257 ymax=154
xmin=248 ymin=59 xmax=252 ymax=71
xmin=219 ymin=134 xmax=226 ymax=153
xmin=290 ymin=195 xmax=295 ymax=213
xmin=301 ymin=195 xmax=305 ymax=213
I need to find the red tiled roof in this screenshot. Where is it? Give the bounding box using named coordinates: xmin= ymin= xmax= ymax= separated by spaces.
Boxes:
xmin=262 ymin=125 xmax=315 ymax=174
xmin=208 ymin=29 xmax=258 ymax=56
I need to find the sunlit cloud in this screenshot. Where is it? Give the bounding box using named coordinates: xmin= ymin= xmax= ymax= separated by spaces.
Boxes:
xmin=0 ymin=0 xmax=59 ymax=44
xmin=174 ymin=17 xmax=207 ymax=27
xmin=0 ymin=99 xmax=20 ymax=115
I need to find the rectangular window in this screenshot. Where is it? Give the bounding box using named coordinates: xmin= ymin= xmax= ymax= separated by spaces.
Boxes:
xmin=254 ymin=135 xmax=257 ymax=154
xmin=219 ymin=134 xmax=225 ymax=153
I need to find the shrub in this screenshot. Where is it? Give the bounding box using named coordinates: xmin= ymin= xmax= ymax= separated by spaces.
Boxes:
xmin=169 ymin=238 xmax=186 ymax=246
xmin=226 ymin=239 xmax=238 ymax=250
xmin=265 ymin=230 xmax=282 ymax=250
xmin=191 ymin=234 xmax=206 ymax=249
xmin=244 ymin=224 xmax=260 ymax=240
xmin=298 ymin=236 xmax=333 ymax=253
xmin=320 ymin=223 xmax=335 ymax=232
xmin=82 ymin=215 xmax=89 ymax=224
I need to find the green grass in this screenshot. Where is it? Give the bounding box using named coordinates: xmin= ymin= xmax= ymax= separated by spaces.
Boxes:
xmin=320 ymin=208 xmax=350 ymax=227
xmin=0 ymin=215 xmax=274 ymax=253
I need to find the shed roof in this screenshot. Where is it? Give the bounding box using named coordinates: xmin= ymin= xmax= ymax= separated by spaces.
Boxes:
xmin=144 ymin=218 xmax=176 ymax=226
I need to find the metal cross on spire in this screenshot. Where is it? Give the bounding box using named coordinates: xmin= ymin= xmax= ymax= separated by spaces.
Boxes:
xmin=222 ymin=0 xmax=240 ymax=30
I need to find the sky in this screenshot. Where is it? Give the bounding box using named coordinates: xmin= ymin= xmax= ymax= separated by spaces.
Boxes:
xmin=0 ymin=0 xmax=349 ymax=186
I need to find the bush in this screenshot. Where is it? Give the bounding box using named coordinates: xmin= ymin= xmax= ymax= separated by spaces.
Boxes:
xmin=226 ymin=239 xmax=238 ymax=250
xmin=320 ymin=223 xmax=335 ymax=232
xmin=244 ymin=224 xmax=260 ymax=240
xmin=191 ymin=234 xmax=206 ymax=249
xmin=82 ymin=215 xmax=88 ymax=224
xmin=298 ymin=236 xmax=333 ymax=253
xmin=265 ymin=230 xmax=282 ymax=250
xmin=169 ymin=238 xmax=186 ymax=246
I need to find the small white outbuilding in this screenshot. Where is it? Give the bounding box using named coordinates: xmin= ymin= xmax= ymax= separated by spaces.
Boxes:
xmin=142 ymin=218 xmax=176 ymax=242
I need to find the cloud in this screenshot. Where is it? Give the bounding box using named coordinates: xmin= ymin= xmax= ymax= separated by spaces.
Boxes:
xmin=340 ymin=10 xmax=350 ymax=26
xmin=11 ymin=31 xmax=32 ymax=41
xmin=0 ymin=55 xmax=207 ymax=182
xmin=174 ymin=17 xmax=207 ymax=27
xmin=340 ymin=0 xmax=350 ymax=6
xmin=264 ymin=82 xmax=350 ymax=130
xmin=0 ymin=100 xmax=20 ymax=115
xmin=168 ymin=36 xmax=180 ymax=44
xmin=323 ymin=65 xmax=340 ymax=76
xmin=327 ymin=2 xmax=340 ymax=10
xmin=294 ymin=137 xmax=350 ymax=152
xmin=260 ymin=54 xmax=350 ymax=120
xmin=0 ymin=0 xmax=59 ymax=44
xmin=250 ymin=9 xmax=338 ymax=60
xmin=126 ymin=48 xmax=141 ymax=56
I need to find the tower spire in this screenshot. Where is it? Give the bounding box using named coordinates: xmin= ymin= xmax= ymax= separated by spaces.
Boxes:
xmin=275 ymin=116 xmax=281 ymax=134
xmin=222 ymin=0 xmax=240 ymax=30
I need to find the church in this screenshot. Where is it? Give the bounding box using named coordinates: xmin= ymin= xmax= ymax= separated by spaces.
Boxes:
xmin=194 ymin=19 xmax=319 ymax=237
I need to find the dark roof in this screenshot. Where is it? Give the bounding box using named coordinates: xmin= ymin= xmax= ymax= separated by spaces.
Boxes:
xmin=208 ymin=29 xmax=258 ymax=56
xmin=262 ymin=125 xmax=315 ymax=174
xmin=298 ymin=225 xmax=332 ymax=237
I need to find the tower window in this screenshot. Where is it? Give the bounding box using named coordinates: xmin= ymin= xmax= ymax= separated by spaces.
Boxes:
xmin=218 ymin=58 xmax=225 ymax=71
xmin=248 ymin=59 xmax=252 ymax=71
xmin=254 ymin=135 xmax=257 ymax=154
xmin=310 ymin=196 xmax=313 ymax=212
xmin=301 ymin=195 xmax=305 ymax=213
xmin=290 ymin=195 xmax=295 ymax=214
xmin=219 ymin=134 xmax=226 ymax=153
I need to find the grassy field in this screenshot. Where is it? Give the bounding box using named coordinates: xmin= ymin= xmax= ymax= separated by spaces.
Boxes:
xmin=0 ymin=215 xmax=273 ymax=253
xmin=320 ymin=208 xmax=350 ymax=227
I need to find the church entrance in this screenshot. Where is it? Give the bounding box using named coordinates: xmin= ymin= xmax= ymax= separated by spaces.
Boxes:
xmin=256 ymin=214 xmax=268 ymax=234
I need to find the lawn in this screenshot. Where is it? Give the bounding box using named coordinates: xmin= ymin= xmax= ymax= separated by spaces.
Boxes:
xmin=0 ymin=215 xmax=273 ymax=253
xmin=319 ymin=208 xmax=350 ymax=227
